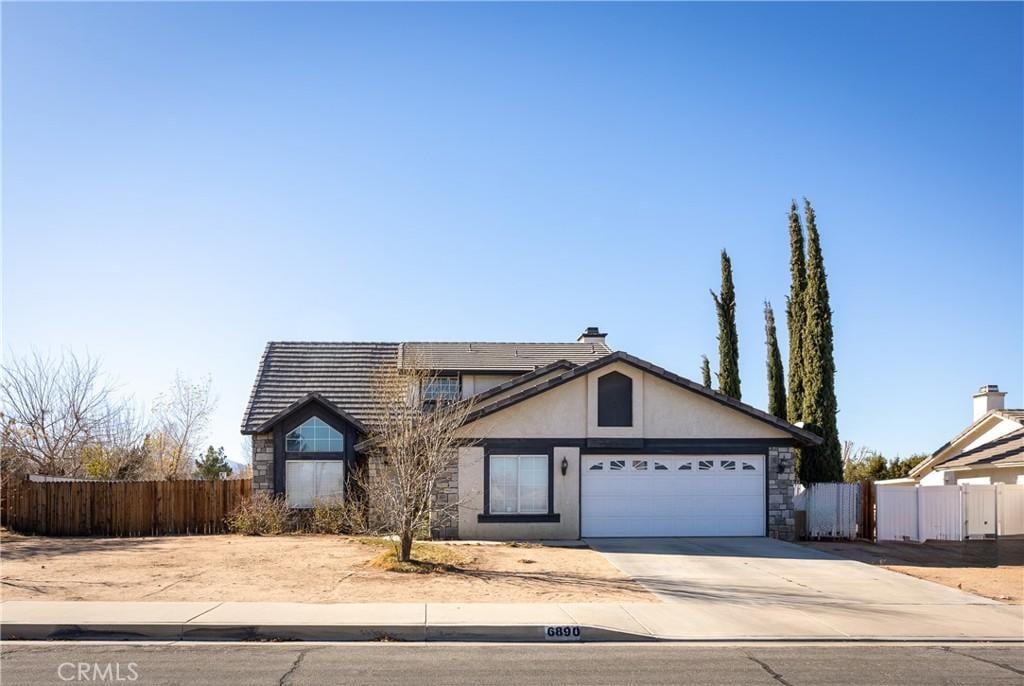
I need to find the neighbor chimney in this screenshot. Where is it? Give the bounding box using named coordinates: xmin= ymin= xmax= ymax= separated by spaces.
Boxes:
xmin=972 ymin=384 xmax=1006 ymax=421
xmin=577 ymin=326 xmax=607 ymax=344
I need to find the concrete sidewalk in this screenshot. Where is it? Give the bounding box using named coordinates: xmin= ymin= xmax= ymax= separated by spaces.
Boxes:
xmin=2 ymin=600 xmax=1022 ymax=642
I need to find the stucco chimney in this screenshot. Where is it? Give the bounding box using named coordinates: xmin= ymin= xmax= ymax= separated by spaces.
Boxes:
xmin=972 ymin=384 xmax=1006 ymax=421
xmin=577 ymin=326 xmax=607 ymax=344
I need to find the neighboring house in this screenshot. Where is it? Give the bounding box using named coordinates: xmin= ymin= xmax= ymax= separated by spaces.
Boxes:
xmin=241 ymin=327 xmax=821 ymax=541
xmin=902 ymin=385 xmax=1024 ymax=486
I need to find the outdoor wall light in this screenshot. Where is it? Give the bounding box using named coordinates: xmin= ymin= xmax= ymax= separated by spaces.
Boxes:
xmin=561 ymin=457 xmax=569 ymax=476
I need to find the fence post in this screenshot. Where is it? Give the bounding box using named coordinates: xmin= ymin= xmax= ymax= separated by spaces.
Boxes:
xmin=914 ymin=485 xmax=921 ymax=543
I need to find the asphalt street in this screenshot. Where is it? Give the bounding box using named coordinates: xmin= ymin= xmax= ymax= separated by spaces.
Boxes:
xmin=1 ymin=642 xmax=1022 ymax=686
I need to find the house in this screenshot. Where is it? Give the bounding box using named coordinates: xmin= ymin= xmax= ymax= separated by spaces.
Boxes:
xmin=900 ymin=385 xmax=1024 ymax=486
xmin=241 ymin=327 xmax=821 ymax=541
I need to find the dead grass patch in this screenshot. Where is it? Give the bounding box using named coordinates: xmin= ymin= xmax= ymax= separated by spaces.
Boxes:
xmin=367 ymin=541 xmax=473 ymax=574
xmin=0 ymin=531 xmax=654 ymax=603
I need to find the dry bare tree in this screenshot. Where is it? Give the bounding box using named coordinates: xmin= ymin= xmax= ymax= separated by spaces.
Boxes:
xmin=80 ymin=400 xmax=149 ymax=480
xmin=0 ymin=350 xmax=122 ymax=476
xmin=357 ymin=362 xmax=477 ymax=562
xmin=149 ymin=373 xmax=216 ymax=480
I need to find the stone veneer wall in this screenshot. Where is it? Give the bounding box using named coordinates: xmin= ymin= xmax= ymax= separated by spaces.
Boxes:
xmin=767 ymin=446 xmax=796 ymax=540
xmin=429 ymin=457 xmax=459 ymax=540
xmin=252 ymin=433 xmax=274 ymax=493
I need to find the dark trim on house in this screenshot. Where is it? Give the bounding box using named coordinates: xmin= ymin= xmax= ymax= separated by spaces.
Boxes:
xmin=586 ymin=438 xmax=645 ymax=450
xmin=252 ymin=392 xmax=368 ymax=435
xmin=271 ymin=399 xmax=361 ymax=495
xmin=481 ymin=442 xmax=556 ymax=520
xmin=475 ymin=437 xmax=797 ymax=454
xmin=468 ymin=360 xmax=577 ymax=407
xmin=461 ymin=351 xmax=823 ymax=447
xmin=477 ymin=513 xmax=561 ymax=523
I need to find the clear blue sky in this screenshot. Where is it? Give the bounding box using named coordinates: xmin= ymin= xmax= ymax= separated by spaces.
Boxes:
xmin=3 ymin=2 xmax=1022 ymax=462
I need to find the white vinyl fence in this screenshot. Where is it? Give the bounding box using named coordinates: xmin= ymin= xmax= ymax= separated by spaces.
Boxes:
xmin=876 ymin=483 xmax=1024 ymax=542
xmin=798 ymin=482 xmax=862 ymax=539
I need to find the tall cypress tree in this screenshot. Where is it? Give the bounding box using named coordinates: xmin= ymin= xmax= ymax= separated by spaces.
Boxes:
xmin=764 ymin=301 xmax=786 ymax=419
xmin=785 ymin=201 xmax=807 ymax=424
xmin=710 ymin=249 xmax=741 ymax=400
xmin=700 ymin=355 xmax=712 ymax=389
xmin=799 ymin=200 xmax=842 ymax=482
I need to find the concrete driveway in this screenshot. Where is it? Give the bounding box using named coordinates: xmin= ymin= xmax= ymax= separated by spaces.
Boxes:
xmin=587 ymin=537 xmax=1024 ymax=640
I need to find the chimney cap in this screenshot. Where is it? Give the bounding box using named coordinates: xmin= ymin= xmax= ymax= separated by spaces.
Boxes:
xmin=577 ymin=326 xmax=607 ymax=342
xmin=975 ymin=384 xmax=1004 ymax=395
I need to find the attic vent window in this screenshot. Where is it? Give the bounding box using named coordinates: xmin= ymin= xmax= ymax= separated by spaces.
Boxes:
xmin=597 ymin=371 xmax=633 ymax=427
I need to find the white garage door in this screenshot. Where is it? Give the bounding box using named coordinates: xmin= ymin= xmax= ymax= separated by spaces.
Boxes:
xmin=581 ymin=455 xmax=765 ymax=537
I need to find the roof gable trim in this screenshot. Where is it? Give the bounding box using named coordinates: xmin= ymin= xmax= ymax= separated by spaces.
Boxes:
xmin=461 ymin=351 xmax=823 ymax=446
xmin=248 ymin=392 xmax=368 ymax=435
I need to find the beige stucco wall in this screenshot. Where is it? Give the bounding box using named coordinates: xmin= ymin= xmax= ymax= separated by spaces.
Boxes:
xmin=642 ymin=372 xmax=791 ymax=439
xmin=458 ymin=365 xmax=790 ymax=441
xmin=457 ymin=377 xmax=588 ymax=439
xmin=462 ymin=374 xmax=518 ymax=398
xmin=457 ymin=446 xmax=581 ymax=540
xmin=950 ymin=467 xmax=1024 ymax=485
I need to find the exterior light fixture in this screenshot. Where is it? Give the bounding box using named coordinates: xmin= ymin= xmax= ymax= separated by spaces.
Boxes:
xmin=561 ymin=457 xmax=569 ymax=476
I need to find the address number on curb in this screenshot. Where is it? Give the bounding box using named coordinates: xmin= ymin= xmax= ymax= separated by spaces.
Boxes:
xmin=544 ymin=625 xmax=582 ymax=641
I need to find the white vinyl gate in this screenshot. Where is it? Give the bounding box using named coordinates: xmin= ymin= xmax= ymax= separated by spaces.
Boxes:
xmin=802 ymin=482 xmax=861 ymax=539
xmin=581 ymin=455 xmax=765 ymax=537
xmin=876 ymin=483 xmax=1024 ymax=541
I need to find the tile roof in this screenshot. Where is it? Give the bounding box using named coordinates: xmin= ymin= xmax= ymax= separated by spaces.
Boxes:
xmin=398 ymin=341 xmax=612 ymax=371
xmin=241 ymin=340 xmax=611 ymax=434
xmin=996 ymin=409 xmax=1024 ymax=423
xmin=241 ymin=342 xmax=399 ymax=433
xmin=935 ymin=428 xmax=1024 ymax=469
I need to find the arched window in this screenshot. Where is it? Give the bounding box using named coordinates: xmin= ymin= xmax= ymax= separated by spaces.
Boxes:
xmin=286 ymin=417 xmax=343 ymax=453
xmin=597 ymin=371 xmax=633 ymax=427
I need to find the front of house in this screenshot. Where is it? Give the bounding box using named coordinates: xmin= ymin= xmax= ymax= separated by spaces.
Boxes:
xmin=241 ymin=327 xmax=821 ymax=541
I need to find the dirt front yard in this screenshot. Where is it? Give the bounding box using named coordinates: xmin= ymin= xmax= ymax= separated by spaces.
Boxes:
xmin=802 ymin=538 xmax=1024 ymax=603
xmin=0 ymin=532 xmax=654 ymax=603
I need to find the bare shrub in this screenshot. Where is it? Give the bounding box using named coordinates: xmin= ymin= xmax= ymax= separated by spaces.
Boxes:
xmin=226 ymin=491 xmax=291 ymax=535
xmin=149 ymin=373 xmax=216 ymax=480
xmin=356 ymin=362 xmax=478 ymax=562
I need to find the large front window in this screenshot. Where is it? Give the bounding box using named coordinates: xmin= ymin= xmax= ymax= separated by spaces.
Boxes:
xmin=489 ymin=455 xmax=549 ymax=514
xmin=285 ymin=416 xmax=343 ymax=453
xmin=286 ymin=460 xmax=345 ymax=508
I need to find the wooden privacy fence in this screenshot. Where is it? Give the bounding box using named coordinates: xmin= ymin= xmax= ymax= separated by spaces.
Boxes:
xmin=1 ymin=478 xmax=252 ymax=536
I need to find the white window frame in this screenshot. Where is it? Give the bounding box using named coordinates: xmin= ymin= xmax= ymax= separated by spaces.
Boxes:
xmin=488 ymin=454 xmax=549 ymax=515
xmin=286 ymin=459 xmax=345 ymax=509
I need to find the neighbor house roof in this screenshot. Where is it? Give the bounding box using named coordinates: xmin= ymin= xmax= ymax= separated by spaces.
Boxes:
xmin=461 ymin=351 xmax=824 ymax=446
xmin=241 ymin=340 xmax=611 ymax=434
xmin=932 ymin=428 xmax=1024 ymax=471
xmin=398 ymin=341 xmax=612 ymax=372
xmin=909 ymin=408 xmax=1024 ymax=478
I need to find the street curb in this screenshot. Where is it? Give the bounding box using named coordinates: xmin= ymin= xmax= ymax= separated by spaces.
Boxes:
xmin=0 ymin=623 xmax=653 ymax=643
xmin=3 ymin=623 xmax=1021 ymax=644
